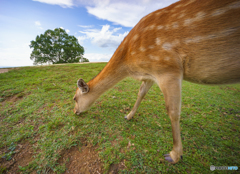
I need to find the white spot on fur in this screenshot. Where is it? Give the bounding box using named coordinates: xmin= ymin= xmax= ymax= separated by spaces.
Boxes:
xmin=195 ymin=11 xmax=206 ymax=20
xmin=184 ymin=18 xmax=194 ymax=26
xmin=184 ymin=12 xmax=206 ymax=26
xmin=142 ymin=13 xmax=153 ymax=22
xmin=172 ymin=22 xmax=179 ymax=29
xmin=149 ymin=24 xmax=155 ymax=30
xmin=211 ymin=1 xmax=240 ymax=17
xmin=132 ymin=34 xmax=139 ymax=41
xmin=211 ymin=8 xmax=227 ymax=16
xmin=157 ymin=25 xmax=164 ymax=30
xmin=183 ymin=0 xmax=195 ymax=7
xmin=145 ymin=24 xmax=156 ymax=31
xmin=206 ymin=34 xmax=217 ymax=40
xmin=139 ymin=46 xmax=146 ymax=52
xmin=162 ymin=42 xmax=172 ymax=50
xmin=175 ymin=4 xmax=183 ymax=8
xmin=149 ymin=55 xmax=159 ymax=60
xmin=227 ymin=1 xmax=240 ymax=9
xmin=184 ymin=36 xmax=204 ymax=44
xmin=165 ymin=24 xmax=170 ymax=30
xmin=205 ymin=28 xmax=238 ymax=39
xmin=123 ymin=38 xmax=128 ymax=45
xmin=141 ymin=16 xmax=147 ymax=22
xmin=220 ymin=27 xmax=238 ymax=37
xmin=178 ymin=13 xmax=185 ymax=19
xmin=156 ymin=38 xmax=161 ymax=45
xmin=148 ymin=45 xmax=155 ymax=49
xmin=131 ymin=51 xmax=136 ymax=55
xmin=184 ymin=27 xmax=238 ymax=44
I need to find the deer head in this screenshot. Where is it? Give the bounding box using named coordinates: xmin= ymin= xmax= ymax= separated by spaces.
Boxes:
xmin=73 ymin=78 xmax=91 ymax=115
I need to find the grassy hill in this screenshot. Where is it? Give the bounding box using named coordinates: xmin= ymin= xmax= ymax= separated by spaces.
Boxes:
xmin=0 ymin=63 xmax=239 ymax=173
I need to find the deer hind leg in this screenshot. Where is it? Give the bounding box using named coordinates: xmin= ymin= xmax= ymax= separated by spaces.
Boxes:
xmin=157 ymin=74 xmax=183 ymax=164
xmin=125 ymin=80 xmax=154 ymax=120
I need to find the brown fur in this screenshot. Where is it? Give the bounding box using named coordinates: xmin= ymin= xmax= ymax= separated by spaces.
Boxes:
xmin=74 ymin=0 xmax=240 ymax=164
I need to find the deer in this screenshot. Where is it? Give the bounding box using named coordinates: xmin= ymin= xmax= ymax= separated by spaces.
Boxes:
xmin=73 ymin=0 xmax=240 ymax=164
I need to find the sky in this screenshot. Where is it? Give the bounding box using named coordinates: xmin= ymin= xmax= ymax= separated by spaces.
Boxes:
xmin=0 ymin=0 xmax=178 ymax=67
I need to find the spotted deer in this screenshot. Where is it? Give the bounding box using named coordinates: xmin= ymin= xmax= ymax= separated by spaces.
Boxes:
xmin=73 ymin=0 xmax=240 ymax=163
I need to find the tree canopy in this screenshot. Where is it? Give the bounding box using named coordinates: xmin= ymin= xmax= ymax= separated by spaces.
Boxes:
xmin=29 ymin=28 xmax=88 ymax=65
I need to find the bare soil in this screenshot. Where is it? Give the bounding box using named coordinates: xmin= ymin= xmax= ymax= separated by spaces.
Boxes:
xmin=57 ymin=140 xmax=125 ymax=174
xmin=0 ymin=142 xmax=34 ymax=174
xmin=58 ymin=143 xmax=103 ymax=174
xmin=0 ymin=141 xmax=124 ymax=174
xmin=0 ymin=67 xmax=20 ymax=74
xmin=0 ymin=69 xmax=10 ymax=74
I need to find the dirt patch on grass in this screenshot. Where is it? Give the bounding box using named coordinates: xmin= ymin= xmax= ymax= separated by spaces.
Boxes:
xmin=8 ymin=95 xmax=24 ymax=103
xmin=0 ymin=68 xmax=19 ymax=74
xmin=0 ymin=69 xmax=10 ymax=74
xmin=58 ymin=141 xmax=126 ymax=174
xmin=58 ymin=143 xmax=103 ymax=174
xmin=0 ymin=93 xmax=27 ymax=111
xmin=0 ymin=142 xmax=34 ymax=173
xmin=220 ymin=86 xmax=240 ymax=92
xmin=108 ymin=163 xmax=126 ymax=174
xmin=0 ymin=140 xmax=125 ymax=173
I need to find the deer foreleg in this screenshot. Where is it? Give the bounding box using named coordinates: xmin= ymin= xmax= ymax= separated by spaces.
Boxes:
xmin=125 ymin=80 xmax=154 ymax=120
xmin=158 ymin=74 xmax=183 ymax=164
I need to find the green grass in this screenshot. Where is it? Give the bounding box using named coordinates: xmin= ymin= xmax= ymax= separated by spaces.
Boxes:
xmin=0 ymin=63 xmax=239 ymax=173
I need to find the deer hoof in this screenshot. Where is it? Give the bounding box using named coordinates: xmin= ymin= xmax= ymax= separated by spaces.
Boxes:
xmin=164 ymin=154 xmax=183 ymax=163
xmin=164 ymin=154 xmax=174 ymax=163
xmin=125 ymin=115 xmax=133 ymax=120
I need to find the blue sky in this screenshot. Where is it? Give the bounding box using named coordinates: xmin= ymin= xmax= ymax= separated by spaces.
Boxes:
xmin=0 ymin=0 xmax=178 ymax=67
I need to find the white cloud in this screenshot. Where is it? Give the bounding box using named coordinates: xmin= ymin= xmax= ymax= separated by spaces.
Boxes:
xmin=84 ymin=53 xmax=112 ymax=62
xmin=78 ymin=25 xmax=94 ymax=28
xmin=77 ymin=35 xmax=88 ymax=45
xmin=35 ymin=21 xmax=43 ymax=29
xmin=80 ymin=0 xmax=178 ymax=27
xmin=32 ymin=0 xmax=178 ymax=26
xmin=86 ymin=3 xmax=144 ymax=27
xmin=35 ymin=21 xmax=41 ymax=26
xmin=33 ymin=0 xmax=74 ymax=8
xmin=79 ymin=24 xmax=128 ymax=47
xmin=32 ymin=0 xmax=178 ymax=27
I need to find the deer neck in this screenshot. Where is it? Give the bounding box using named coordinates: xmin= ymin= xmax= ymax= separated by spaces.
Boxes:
xmin=87 ymin=54 xmax=128 ymax=99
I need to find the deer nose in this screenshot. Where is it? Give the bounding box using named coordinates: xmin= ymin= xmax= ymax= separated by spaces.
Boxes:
xmin=74 ymin=109 xmax=81 ymax=115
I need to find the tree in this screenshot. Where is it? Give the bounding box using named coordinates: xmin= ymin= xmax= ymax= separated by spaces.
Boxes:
xmin=29 ymin=28 xmax=87 ymax=65
xmin=80 ymin=57 xmax=89 ymax=62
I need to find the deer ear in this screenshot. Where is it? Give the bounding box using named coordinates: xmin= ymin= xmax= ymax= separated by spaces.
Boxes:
xmin=77 ymin=79 xmax=89 ymax=94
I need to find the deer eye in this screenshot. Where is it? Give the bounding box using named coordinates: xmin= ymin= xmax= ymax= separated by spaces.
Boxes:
xmin=73 ymin=96 xmax=76 ymax=101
